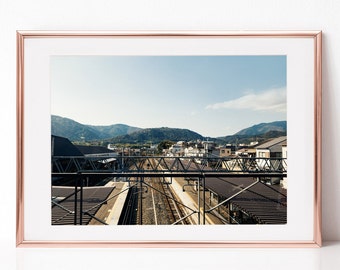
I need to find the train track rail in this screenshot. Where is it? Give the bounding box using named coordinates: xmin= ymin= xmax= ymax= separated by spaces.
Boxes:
xmin=159 ymin=178 xmax=191 ymax=225
xmin=118 ymin=185 xmax=138 ymax=225
xmin=118 ymin=158 xmax=193 ymax=225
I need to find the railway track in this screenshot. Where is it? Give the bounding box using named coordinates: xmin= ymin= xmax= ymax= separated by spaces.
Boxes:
xmin=138 ymin=176 xmax=188 ymax=225
xmin=118 ymin=158 xmax=192 ymax=225
xmin=159 ymin=178 xmax=191 ymax=225
xmin=148 ymin=157 xmax=191 ymax=225
xmin=114 ymin=158 xmax=232 ymax=225
xmin=118 ymin=185 xmax=138 ymax=225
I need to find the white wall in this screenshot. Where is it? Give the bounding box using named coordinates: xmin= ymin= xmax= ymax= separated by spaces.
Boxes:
xmin=0 ymin=0 xmax=339 ymax=248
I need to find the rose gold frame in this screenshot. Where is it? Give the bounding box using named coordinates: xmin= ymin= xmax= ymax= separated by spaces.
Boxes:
xmin=16 ymin=30 xmax=322 ymax=248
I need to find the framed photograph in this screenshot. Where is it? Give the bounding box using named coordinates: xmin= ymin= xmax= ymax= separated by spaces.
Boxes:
xmin=17 ymin=31 xmax=322 ymax=247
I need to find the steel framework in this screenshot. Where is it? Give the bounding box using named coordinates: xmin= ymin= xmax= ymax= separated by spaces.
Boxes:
xmin=52 ymin=155 xmax=287 ymax=178
xmin=51 ymin=156 xmax=287 ymax=225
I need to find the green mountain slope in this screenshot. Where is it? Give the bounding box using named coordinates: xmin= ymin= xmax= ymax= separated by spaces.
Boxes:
xmin=235 ymin=121 xmax=287 ymax=136
xmin=52 ymin=115 xmax=286 ymax=145
xmin=108 ymin=127 xmax=204 ymax=144
xmin=51 ymin=115 xmax=141 ymax=141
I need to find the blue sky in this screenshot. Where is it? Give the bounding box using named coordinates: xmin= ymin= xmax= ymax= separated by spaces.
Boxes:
xmin=51 ymin=55 xmax=286 ymax=137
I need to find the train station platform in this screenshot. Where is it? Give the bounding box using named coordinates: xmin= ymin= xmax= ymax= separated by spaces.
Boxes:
xmin=165 ymin=176 xmax=224 ymax=225
xmin=106 ymin=182 xmax=129 ymax=225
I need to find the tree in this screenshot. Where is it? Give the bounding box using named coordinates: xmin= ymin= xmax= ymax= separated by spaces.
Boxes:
xmin=157 ymin=140 xmax=175 ymax=154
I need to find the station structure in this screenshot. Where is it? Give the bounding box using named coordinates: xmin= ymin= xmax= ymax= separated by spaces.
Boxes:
xmin=51 ymin=135 xmax=287 ymax=225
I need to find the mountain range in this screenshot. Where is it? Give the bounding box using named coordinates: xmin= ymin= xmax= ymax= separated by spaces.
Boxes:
xmin=51 ymin=115 xmax=141 ymax=142
xmin=51 ymin=115 xmax=286 ymax=144
xmin=108 ymin=127 xmax=204 ymax=144
xmin=234 ymin=121 xmax=286 ymax=136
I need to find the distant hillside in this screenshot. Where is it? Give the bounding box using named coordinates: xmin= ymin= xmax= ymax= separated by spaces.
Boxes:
xmin=89 ymin=124 xmax=141 ymax=138
xmin=216 ymin=130 xmax=287 ymax=145
xmin=108 ymin=127 xmax=204 ymax=144
xmin=234 ymin=121 xmax=287 ymax=136
xmin=215 ymin=121 xmax=287 ymax=145
xmin=51 ymin=115 xmax=141 ymax=142
xmin=52 ymin=115 xmax=286 ymax=145
xmin=51 ymin=115 xmax=100 ymax=141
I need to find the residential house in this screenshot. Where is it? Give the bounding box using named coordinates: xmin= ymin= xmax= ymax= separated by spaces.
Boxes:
xmin=255 ymin=136 xmax=287 ymax=185
xmin=255 ymin=136 xmax=287 ymax=158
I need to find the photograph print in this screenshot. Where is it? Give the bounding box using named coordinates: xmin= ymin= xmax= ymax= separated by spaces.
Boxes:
xmin=51 ymin=55 xmax=287 ymax=226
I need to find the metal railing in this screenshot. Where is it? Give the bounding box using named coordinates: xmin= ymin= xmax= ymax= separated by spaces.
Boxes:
xmin=51 ymin=156 xmax=287 ymax=225
xmin=52 ymin=156 xmax=287 ymax=178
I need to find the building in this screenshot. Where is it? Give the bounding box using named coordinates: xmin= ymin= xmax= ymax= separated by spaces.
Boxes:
xmin=255 ymin=136 xmax=287 ymax=186
xmin=255 ymin=136 xmax=287 ymax=158
xmin=51 ymin=135 xmax=117 ymax=185
xmin=184 ymin=146 xmax=201 ymax=157
xmin=169 ymin=141 xmax=187 ymax=156
xmin=219 ymin=146 xmax=234 ymax=157
xmin=76 ymin=145 xmax=117 ymax=157
xmin=235 ymin=147 xmax=256 ymax=157
xmin=51 ymin=135 xmax=83 ymax=157
xmin=205 ymin=177 xmax=287 ymax=224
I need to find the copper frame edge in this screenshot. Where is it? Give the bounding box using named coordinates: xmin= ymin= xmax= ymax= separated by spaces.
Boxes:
xmin=16 ymin=30 xmax=322 ymax=38
xmin=16 ymin=31 xmax=25 ymax=247
xmin=17 ymin=240 xmax=321 ymax=249
xmin=313 ymin=31 xmax=322 ymax=247
xmin=16 ymin=30 xmax=322 ymax=248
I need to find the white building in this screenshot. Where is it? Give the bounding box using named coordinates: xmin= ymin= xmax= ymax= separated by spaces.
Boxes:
xmin=255 ymin=136 xmax=287 ymax=186
xmin=255 ymin=136 xmax=287 ymax=158
xmin=169 ymin=141 xmax=186 ymax=156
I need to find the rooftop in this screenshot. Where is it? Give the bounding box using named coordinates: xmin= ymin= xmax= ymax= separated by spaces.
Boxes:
xmin=255 ymin=136 xmax=287 ymax=150
xmin=51 ymin=135 xmax=83 ymax=157
xmin=51 ymin=186 xmax=115 ymax=225
xmin=205 ymin=177 xmax=287 ymax=224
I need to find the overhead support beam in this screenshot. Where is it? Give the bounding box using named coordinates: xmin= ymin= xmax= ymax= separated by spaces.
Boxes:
xmin=52 ymin=156 xmax=287 ymax=177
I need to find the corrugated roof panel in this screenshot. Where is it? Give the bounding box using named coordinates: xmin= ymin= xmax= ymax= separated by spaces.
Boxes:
xmin=205 ymin=177 xmax=287 ymax=224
